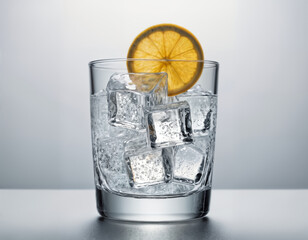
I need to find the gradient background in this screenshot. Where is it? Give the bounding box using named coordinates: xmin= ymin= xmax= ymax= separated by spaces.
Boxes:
xmin=0 ymin=0 xmax=307 ymax=189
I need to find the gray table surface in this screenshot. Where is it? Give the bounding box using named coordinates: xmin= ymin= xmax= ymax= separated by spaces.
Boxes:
xmin=0 ymin=190 xmax=307 ymax=240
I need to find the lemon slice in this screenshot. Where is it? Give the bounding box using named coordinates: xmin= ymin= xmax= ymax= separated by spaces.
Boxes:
xmin=127 ymin=24 xmax=204 ymax=96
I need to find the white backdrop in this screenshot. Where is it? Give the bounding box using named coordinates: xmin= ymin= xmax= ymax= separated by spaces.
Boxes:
xmin=0 ymin=0 xmax=307 ymax=188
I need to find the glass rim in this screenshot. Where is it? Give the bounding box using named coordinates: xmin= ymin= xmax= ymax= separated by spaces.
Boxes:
xmin=89 ymin=58 xmax=219 ymax=69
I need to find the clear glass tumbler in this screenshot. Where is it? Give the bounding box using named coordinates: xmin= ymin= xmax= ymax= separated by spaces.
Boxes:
xmin=89 ymin=58 xmax=219 ymax=222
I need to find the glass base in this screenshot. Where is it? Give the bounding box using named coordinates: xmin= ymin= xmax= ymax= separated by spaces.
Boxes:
xmin=95 ymin=187 xmax=211 ymax=222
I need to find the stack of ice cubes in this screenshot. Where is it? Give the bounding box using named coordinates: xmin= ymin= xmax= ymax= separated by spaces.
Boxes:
xmin=92 ymin=71 xmax=216 ymax=194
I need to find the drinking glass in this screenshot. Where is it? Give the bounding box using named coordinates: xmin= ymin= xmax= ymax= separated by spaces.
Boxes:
xmin=89 ymin=58 xmax=219 ymax=222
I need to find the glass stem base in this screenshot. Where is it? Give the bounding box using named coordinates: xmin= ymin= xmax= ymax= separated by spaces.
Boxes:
xmin=95 ymin=187 xmax=211 ymax=222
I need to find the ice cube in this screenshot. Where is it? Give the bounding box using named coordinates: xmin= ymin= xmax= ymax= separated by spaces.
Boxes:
xmin=108 ymin=91 xmax=145 ymax=129
xmin=107 ymin=72 xmax=168 ymax=130
xmin=124 ymin=140 xmax=173 ymax=188
xmin=124 ymin=132 xmax=149 ymax=154
xmin=91 ymin=91 xmax=138 ymax=141
xmin=126 ymin=150 xmax=165 ymax=187
xmin=96 ymin=138 xmax=127 ymax=174
xmin=92 ymin=137 xmax=130 ymax=192
xmin=173 ymin=145 xmax=206 ymax=185
xmin=191 ymin=136 xmax=215 ymax=187
xmin=193 ymin=136 xmax=211 ymax=154
xmin=94 ymin=133 xmax=153 ymax=193
xmin=146 ymin=101 xmax=193 ymax=148
xmin=177 ymin=88 xmax=217 ymax=137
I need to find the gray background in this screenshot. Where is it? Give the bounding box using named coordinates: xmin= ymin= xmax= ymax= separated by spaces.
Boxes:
xmin=0 ymin=0 xmax=307 ymax=189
